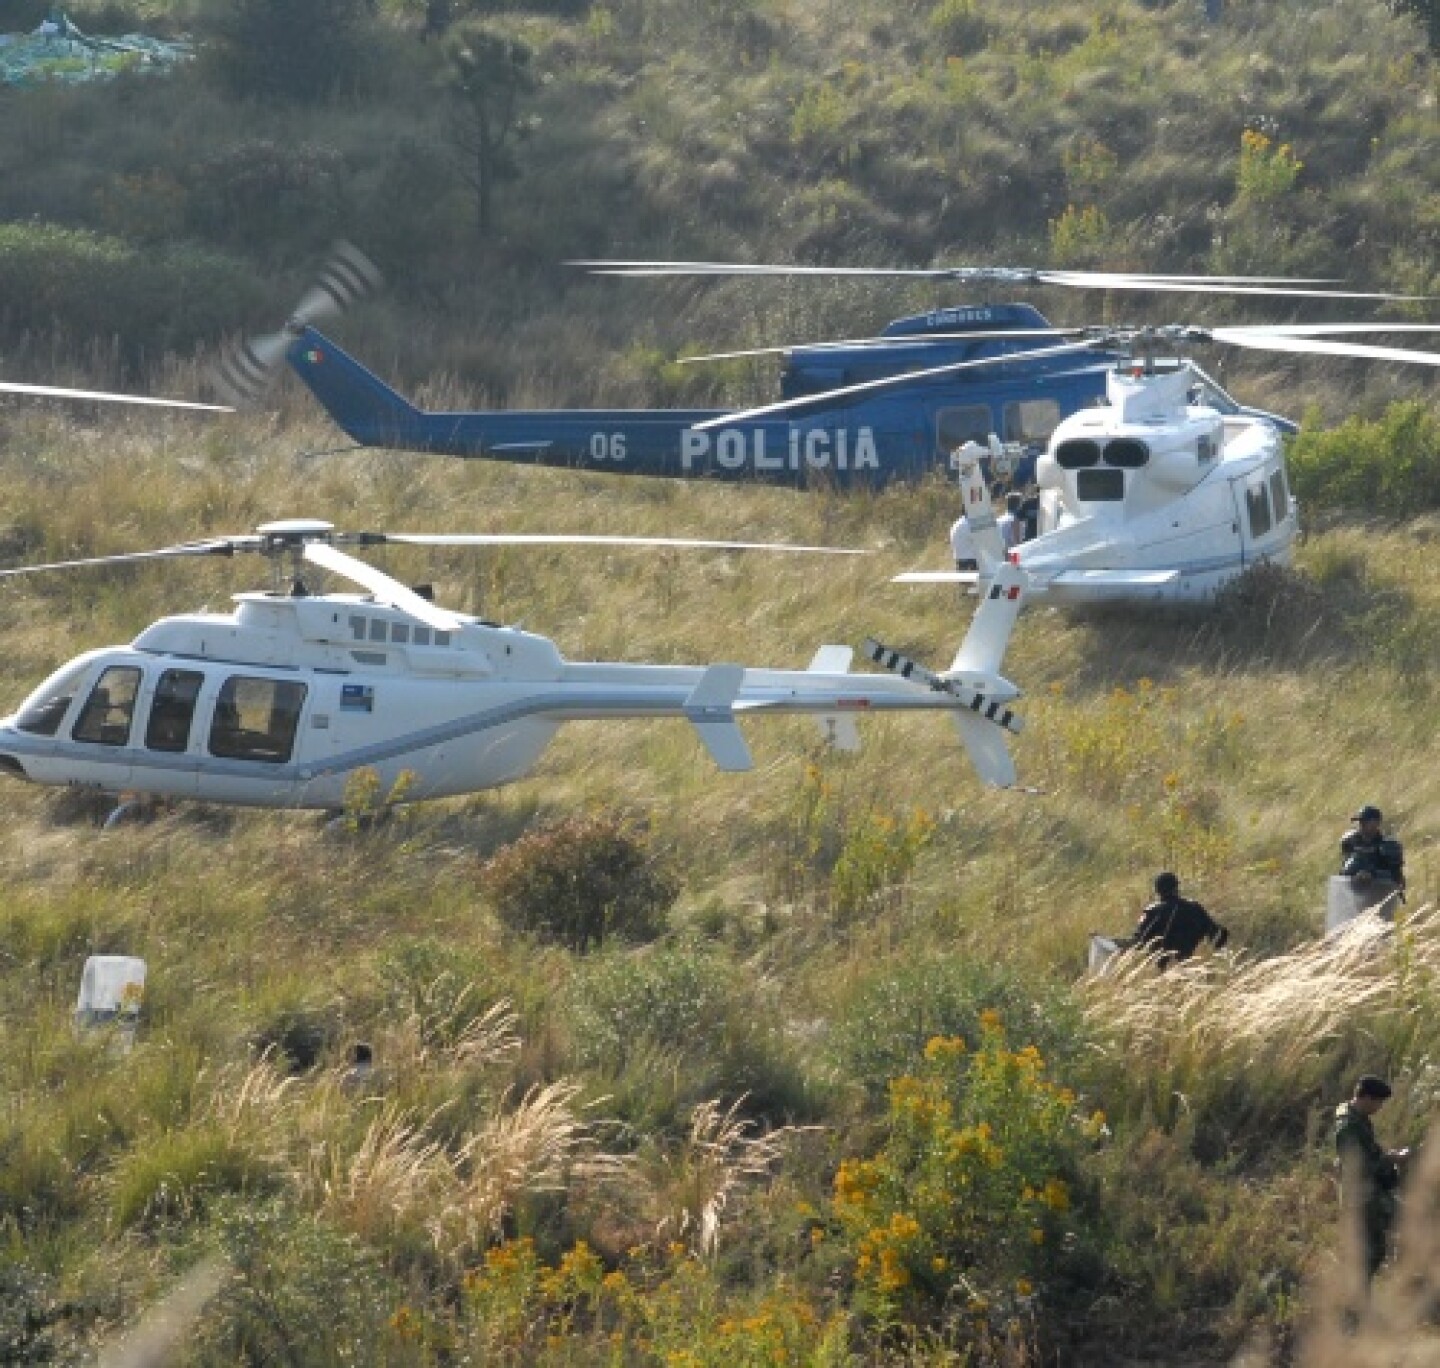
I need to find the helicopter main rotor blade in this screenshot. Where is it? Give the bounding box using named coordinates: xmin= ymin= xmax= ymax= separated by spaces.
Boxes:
xmin=1043 ymin=271 xmax=1419 ymax=300
xmin=572 ymin=259 xmax=1336 ymax=284
xmin=677 ymin=329 xmax=1083 ymax=364
xmin=692 ymin=341 xmax=1101 ymax=431
xmin=1206 ymin=330 xmax=1440 ymax=366
xmin=571 ymin=260 xmax=1411 ymax=297
xmin=302 ymin=541 xmax=464 ymax=634
xmin=376 ymin=533 xmax=866 ymax=555
xmin=0 ymin=381 xmax=231 ymax=412
xmin=0 ymin=540 xmax=242 ymax=579
xmin=1222 ymin=323 xmax=1440 ymax=337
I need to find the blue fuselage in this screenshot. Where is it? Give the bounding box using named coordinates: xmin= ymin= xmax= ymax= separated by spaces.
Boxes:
xmin=286 ymin=305 xmax=1290 ymax=490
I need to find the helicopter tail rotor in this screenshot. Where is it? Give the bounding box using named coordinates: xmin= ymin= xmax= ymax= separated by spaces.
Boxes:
xmin=212 ymin=241 xmax=383 ymax=408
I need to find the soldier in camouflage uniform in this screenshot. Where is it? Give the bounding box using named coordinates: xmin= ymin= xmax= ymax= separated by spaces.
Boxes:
xmin=1334 ymin=1075 xmax=1409 ymax=1283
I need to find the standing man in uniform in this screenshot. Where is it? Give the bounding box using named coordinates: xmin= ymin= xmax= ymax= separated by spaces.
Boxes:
xmin=1334 ymin=1075 xmax=1409 ymax=1285
xmin=950 ymin=509 xmax=978 ymax=574
xmin=1134 ymin=872 xmax=1229 ymax=968
xmin=1340 ymin=805 xmax=1406 ymax=891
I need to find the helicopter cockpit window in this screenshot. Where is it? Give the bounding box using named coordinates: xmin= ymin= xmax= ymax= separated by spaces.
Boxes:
xmin=1246 ymin=482 xmax=1272 ymax=539
xmin=14 ymin=658 xmax=94 ymax=736
xmin=1055 ymin=440 xmax=1101 ymax=470
xmin=145 ymin=669 xmax=204 ymax=753
xmin=72 ymin=666 xmax=142 ymax=747
xmin=1269 ymin=468 xmax=1289 ymax=523
xmin=1003 ymin=399 xmax=1061 ymax=445
xmin=208 ymin=676 xmax=307 ymax=764
xmin=1103 ymin=439 xmax=1150 ymax=469
xmin=936 ymin=405 xmax=993 ymax=455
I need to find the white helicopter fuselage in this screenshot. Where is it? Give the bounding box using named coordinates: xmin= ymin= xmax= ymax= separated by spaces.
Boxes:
xmin=1017 ymin=365 xmax=1295 ymax=603
xmin=0 ymin=577 xmax=1028 ymax=809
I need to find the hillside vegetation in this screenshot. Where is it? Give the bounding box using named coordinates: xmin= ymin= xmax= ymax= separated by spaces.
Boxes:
xmin=0 ymin=407 xmax=1438 ymax=1363
xmin=2 ymin=0 xmax=1440 ymax=1363
xmin=0 ymin=0 xmax=1439 ymax=423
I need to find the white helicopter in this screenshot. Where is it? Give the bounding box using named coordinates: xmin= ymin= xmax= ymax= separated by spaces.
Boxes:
xmin=0 ymin=520 xmax=1030 ymax=813
xmin=888 ymin=323 xmax=1440 ymax=605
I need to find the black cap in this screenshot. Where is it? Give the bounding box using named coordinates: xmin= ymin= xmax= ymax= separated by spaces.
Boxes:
xmin=1352 ymin=805 xmax=1383 ymax=823
xmin=1154 ymin=871 xmax=1180 ymax=896
xmin=1355 ymin=1075 xmax=1392 ymax=1100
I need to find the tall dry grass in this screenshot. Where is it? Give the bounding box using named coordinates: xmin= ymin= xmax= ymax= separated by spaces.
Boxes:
xmin=1084 ymin=905 xmax=1440 ymax=1149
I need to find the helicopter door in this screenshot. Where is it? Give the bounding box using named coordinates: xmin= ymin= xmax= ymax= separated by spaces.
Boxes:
xmin=68 ymin=664 xmax=142 ymax=789
xmin=136 ymin=668 xmax=206 ymax=796
xmin=1230 ymin=471 xmax=1274 ymax=565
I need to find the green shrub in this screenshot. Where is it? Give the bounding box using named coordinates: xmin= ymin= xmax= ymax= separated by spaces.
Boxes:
xmin=110 ymin=1125 xmax=278 ymax=1230
xmin=184 ymin=140 xmax=351 ymax=253
xmin=0 ymin=223 xmax=263 ymax=365
xmin=483 ymin=814 xmax=678 ymax=951
xmin=566 ymin=944 xmax=731 ymax=1074
xmin=190 ymin=1200 xmax=398 ymax=1366
xmin=831 ymin=1017 xmax=1095 ymax=1328
xmin=929 ymin=0 xmax=990 ymax=55
xmin=249 ymin=997 xmax=341 ymax=1073
xmin=197 ymin=0 xmax=377 ymax=105
xmin=1288 ymin=400 xmax=1440 ymax=518
xmin=829 ymin=957 xmax=1088 ymax=1103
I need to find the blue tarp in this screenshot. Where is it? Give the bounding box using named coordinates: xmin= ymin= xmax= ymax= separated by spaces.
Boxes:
xmin=0 ymin=11 xmax=193 ymax=86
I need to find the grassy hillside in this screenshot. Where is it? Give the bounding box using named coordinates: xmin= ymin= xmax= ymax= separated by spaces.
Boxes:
xmin=0 ymin=0 xmax=1439 ymax=422
xmin=0 ymin=404 xmax=1437 ymax=1362
xmin=3 ymin=0 xmax=1440 ymax=1361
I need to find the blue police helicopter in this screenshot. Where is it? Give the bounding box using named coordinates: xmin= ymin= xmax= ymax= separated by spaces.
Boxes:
xmin=215 ymin=247 xmax=1415 ymax=490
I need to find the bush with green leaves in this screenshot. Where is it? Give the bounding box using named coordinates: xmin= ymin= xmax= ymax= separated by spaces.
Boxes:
xmin=197 ymin=0 xmax=377 ymax=105
xmin=1288 ymin=400 xmax=1440 ymax=519
xmin=190 ymin=1200 xmax=400 ymax=1366
xmin=828 ymin=956 xmax=1088 ymax=1103
xmin=0 ymin=223 xmax=261 ymax=365
xmin=483 ymin=813 xmax=678 ymax=951
xmin=184 ymin=140 xmax=351 ymax=253
xmin=831 ymin=1017 xmax=1096 ymax=1333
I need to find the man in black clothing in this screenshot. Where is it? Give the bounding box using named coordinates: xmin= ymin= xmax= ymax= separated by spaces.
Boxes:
xmin=1340 ymin=805 xmax=1405 ymax=890
xmin=1134 ymin=872 xmax=1229 ymax=968
xmin=1334 ymin=1075 xmax=1409 ymax=1283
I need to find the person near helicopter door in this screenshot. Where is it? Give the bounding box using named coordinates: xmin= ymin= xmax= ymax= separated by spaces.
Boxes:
xmin=1133 ymin=872 xmax=1229 ymax=969
xmin=1340 ymin=806 xmax=1405 ymax=892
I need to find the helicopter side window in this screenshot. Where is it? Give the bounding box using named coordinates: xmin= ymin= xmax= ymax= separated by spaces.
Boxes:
xmin=1269 ymin=468 xmax=1289 ymax=523
xmin=208 ymin=676 xmax=307 ymax=764
xmin=413 ymin=627 xmax=431 ymax=646
xmin=145 ymin=669 xmax=204 ymax=753
xmin=369 ymin=619 xmax=389 ymax=643
xmin=1003 ymin=399 xmax=1061 ymax=445
xmin=72 ymin=667 xmax=142 ymax=747
xmin=1246 ymin=481 xmax=1273 ymax=539
xmin=1055 ymin=440 xmax=1101 ymax=469
xmin=349 ymin=615 xmax=368 ymax=641
xmin=14 ymin=658 xmax=94 ymax=736
xmin=391 ymin=623 xmax=410 ymax=644
xmin=936 ymin=405 xmax=993 ymax=455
